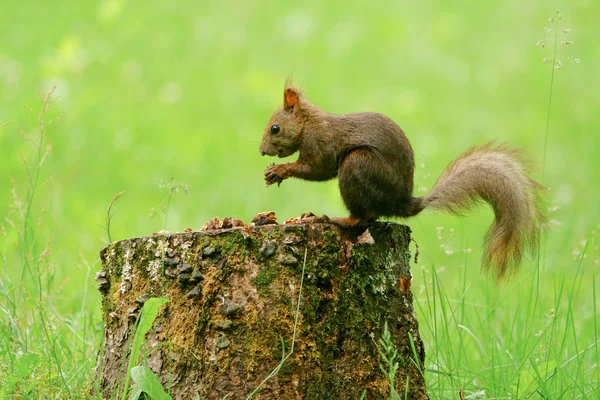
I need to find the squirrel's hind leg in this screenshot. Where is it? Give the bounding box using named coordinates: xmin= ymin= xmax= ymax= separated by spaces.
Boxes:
xmin=338 ymin=149 xmax=399 ymax=220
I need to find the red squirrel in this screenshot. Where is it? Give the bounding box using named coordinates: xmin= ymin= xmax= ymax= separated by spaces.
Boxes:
xmin=259 ymin=82 xmax=546 ymax=279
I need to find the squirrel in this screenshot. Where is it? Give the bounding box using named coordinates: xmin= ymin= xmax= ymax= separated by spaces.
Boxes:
xmin=259 ymin=81 xmax=546 ymax=279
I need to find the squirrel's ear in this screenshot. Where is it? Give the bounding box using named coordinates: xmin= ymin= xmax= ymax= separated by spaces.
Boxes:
xmin=283 ymin=87 xmax=300 ymax=112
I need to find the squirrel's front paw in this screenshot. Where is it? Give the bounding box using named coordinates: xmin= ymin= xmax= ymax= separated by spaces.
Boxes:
xmin=264 ymin=164 xmax=289 ymax=187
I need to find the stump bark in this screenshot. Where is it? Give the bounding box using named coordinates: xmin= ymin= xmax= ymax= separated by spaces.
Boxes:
xmin=95 ymin=222 xmax=428 ymax=399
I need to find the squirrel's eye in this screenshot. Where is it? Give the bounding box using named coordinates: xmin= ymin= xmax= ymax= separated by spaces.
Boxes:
xmin=270 ymin=125 xmax=280 ymax=134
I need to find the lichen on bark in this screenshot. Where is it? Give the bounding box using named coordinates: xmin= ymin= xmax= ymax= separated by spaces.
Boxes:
xmin=95 ymin=221 xmax=428 ymax=399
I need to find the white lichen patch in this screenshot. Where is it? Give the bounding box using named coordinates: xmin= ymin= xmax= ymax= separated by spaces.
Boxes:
xmin=153 ymin=239 xmax=167 ymax=258
xmin=383 ymin=253 xmax=405 ymax=285
xmin=145 ymin=237 xmax=157 ymax=251
xmin=119 ymin=248 xmax=134 ymax=294
xmin=148 ymin=259 xmax=163 ymax=282
xmin=105 ymin=248 xmax=117 ymax=273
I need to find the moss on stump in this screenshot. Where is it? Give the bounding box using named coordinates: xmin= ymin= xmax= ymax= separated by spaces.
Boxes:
xmin=95 ymin=221 xmax=427 ymax=399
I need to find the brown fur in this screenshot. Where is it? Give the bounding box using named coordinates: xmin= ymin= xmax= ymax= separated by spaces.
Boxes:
xmin=260 ymin=83 xmax=547 ymax=279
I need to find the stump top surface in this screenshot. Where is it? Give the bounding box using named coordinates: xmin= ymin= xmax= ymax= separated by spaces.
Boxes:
xmin=100 ymin=221 xmax=411 ymax=256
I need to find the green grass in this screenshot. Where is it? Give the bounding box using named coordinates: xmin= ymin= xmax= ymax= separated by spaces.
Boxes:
xmin=0 ymin=1 xmax=598 ymax=398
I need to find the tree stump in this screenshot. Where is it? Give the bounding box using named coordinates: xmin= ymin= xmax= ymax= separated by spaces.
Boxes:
xmin=95 ymin=220 xmax=428 ymax=399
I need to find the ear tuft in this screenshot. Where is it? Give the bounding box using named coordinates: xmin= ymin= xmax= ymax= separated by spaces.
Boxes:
xmin=284 ymin=75 xmax=294 ymax=90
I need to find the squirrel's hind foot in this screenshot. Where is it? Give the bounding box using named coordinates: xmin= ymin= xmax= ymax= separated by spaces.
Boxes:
xmin=315 ymin=215 xmax=373 ymax=229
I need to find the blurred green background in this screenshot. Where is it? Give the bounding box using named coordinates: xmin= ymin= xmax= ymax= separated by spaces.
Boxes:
xmin=0 ymin=0 xmax=598 ymax=395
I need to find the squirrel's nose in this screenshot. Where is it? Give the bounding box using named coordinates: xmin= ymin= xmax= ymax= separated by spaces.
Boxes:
xmin=260 ymin=149 xmax=266 ymax=156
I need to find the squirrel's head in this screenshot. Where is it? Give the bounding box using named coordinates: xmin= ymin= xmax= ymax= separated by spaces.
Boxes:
xmin=259 ymin=85 xmax=305 ymax=158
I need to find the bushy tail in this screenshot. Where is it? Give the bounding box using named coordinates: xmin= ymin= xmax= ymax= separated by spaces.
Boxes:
xmin=417 ymin=143 xmax=546 ymax=279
